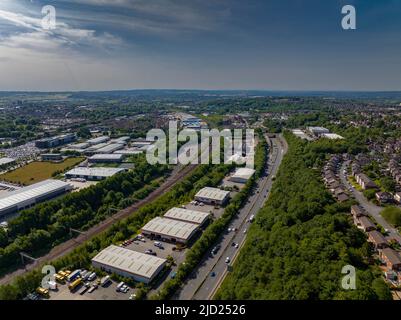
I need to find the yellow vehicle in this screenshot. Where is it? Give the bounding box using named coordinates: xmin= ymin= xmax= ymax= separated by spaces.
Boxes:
xmin=55 ymin=274 xmax=65 ymax=283
xmin=36 ymin=287 xmax=49 ymax=297
xmin=58 ymin=271 xmax=68 ymax=278
xmin=68 ymin=278 xmax=82 ymax=291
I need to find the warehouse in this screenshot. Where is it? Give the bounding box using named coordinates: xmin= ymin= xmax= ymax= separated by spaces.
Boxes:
xmin=195 ymin=187 xmax=230 ymax=206
xmin=0 ymin=179 xmax=73 ymax=217
xmin=141 ymin=217 xmax=199 ymax=244
xmin=164 ymin=207 xmax=210 ymax=226
xmin=95 ymin=143 xmax=125 ymax=154
xmin=88 ymin=154 xmax=124 ymax=163
xmin=0 ymin=157 xmax=15 ymax=169
xmin=307 ymin=127 xmax=330 ymax=137
xmin=92 ymin=245 xmax=166 ymax=284
xmin=35 ymin=133 xmax=76 ymax=149
xmin=87 ymin=136 xmax=110 ymax=145
xmin=229 ymin=168 xmax=256 ymax=183
xmin=41 ymin=153 xmax=62 ymax=162
xmin=65 ymin=167 xmax=127 ymax=181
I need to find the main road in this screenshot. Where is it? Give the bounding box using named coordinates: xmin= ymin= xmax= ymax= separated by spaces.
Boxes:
xmin=174 ymin=133 xmax=287 ymax=300
xmin=340 ymin=161 xmax=401 ymax=244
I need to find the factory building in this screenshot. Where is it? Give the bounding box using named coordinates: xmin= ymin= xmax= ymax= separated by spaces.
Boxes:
xmin=307 ymin=127 xmax=330 ymax=137
xmin=88 ymin=154 xmax=124 ymax=163
xmin=194 ymin=187 xmax=230 ymax=206
xmin=87 ymin=136 xmax=110 ymax=145
xmin=0 ymin=179 xmax=73 ymax=217
xmin=35 ymin=133 xmax=76 ymax=149
xmin=95 ymin=143 xmax=125 ymax=154
xmin=65 ymin=167 xmax=127 ymax=181
xmin=41 ymin=153 xmax=63 ymax=162
xmin=164 ymin=207 xmax=210 ymax=226
xmin=0 ymin=157 xmax=16 ymax=169
xmin=141 ymin=217 xmax=199 ymax=244
xmin=92 ymin=245 xmax=166 ymax=284
xmin=229 ymin=168 xmax=256 ymax=183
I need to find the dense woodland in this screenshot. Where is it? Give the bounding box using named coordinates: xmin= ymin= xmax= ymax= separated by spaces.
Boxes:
xmin=215 ymin=132 xmax=391 ymax=300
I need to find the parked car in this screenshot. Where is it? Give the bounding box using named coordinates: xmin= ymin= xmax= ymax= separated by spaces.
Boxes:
xmin=225 ymin=257 xmax=231 ymax=264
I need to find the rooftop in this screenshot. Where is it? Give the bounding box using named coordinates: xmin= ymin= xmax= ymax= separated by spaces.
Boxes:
xmin=164 ymin=207 xmax=210 ymax=225
xmin=0 ymin=179 xmax=72 ymax=212
xmin=65 ymin=167 xmax=126 ymax=177
xmin=89 ymin=154 xmax=124 ymax=160
xmin=92 ymin=245 xmax=166 ymax=280
xmin=0 ymin=157 xmax=15 ymax=166
xmin=141 ymin=217 xmax=199 ymax=241
xmin=231 ymin=167 xmax=256 ymax=181
xmin=195 ymin=187 xmax=230 ymax=201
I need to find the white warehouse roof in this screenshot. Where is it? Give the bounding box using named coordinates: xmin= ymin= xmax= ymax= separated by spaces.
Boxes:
xmin=65 ymin=167 xmax=126 ymax=178
xmin=0 ymin=157 xmax=15 ymax=166
xmin=164 ymin=207 xmax=210 ymax=225
xmin=230 ymin=168 xmax=256 ymax=181
xmin=141 ymin=217 xmax=199 ymax=241
xmin=87 ymin=136 xmax=110 ymax=145
xmin=89 ymin=154 xmax=124 ymax=161
xmin=0 ymin=179 xmax=72 ymax=214
xmin=95 ymin=143 xmax=124 ymax=154
xmin=92 ymin=245 xmax=166 ymax=281
xmin=195 ymin=187 xmax=230 ymax=202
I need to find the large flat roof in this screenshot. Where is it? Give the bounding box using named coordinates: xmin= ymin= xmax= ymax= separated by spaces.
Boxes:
xmin=65 ymin=167 xmax=126 ymax=178
xmin=164 ymin=207 xmax=210 ymax=225
xmin=95 ymin=143 xmax=124 ymax=154
xmin=231 ymin=168 xmax=256 ymax=180
xmin=0 ymin=179 xmax=72 ymax=212
xmin=92 ymin=245 xmax=166 ymax=280
xmin=89 ymin=154 xmax=123 ymax=160
xmin=195 ymin=187 xmax=230 ymax=202
xmin=87 ymin=136 xmax=110 ymax=145
xmin=0 ymin=157 xmax=15 ymax=166
xmin=141 ymin=217 xmax=199 ymax=241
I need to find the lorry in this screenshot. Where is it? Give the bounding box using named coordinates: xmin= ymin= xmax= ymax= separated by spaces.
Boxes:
xmin=48 ymin=281 xmax=57 ymax=291
xmin=68 ymin=278 xmax=82 ymax=291
xmin=67 ymin=270 xmax=81 ymax=283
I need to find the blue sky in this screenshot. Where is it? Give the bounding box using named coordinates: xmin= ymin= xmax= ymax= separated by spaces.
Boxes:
xmin=0 ymin=0 xmax=400 ymax=91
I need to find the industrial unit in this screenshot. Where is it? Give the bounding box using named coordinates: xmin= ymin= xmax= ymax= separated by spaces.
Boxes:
xmin=0 ymin=157 xmax=15 ymax=169
xmin=41 ymin=153 xmax=63 ymax=161
xmin=92 ymin=245 xmax=167 ymax=284
xmin=87 ymin=136 xmax=110 ymax=145
xmin=229 ymin=167 xmax=256 ymax=183
xmin=88 ymin=154 xmax=124 ymax=163
xmin=0 ymin=179 xmax=73 ymax=217
xmin=65 ymin=167 xmax=127 ymax=181
xmin=164 ymin=207 xmax=210 ymax=226
xmin=95 ymin=143 xmax=124 ymax=154
xmin=194 ymin=187 xmax=230 ymax=206
xmin=35 ymin=133 xmax=76 ymax=149
xmin=141 ymin=217 xmax=199 ymax=244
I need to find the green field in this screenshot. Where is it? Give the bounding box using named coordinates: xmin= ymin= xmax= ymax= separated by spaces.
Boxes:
xmin=0 ymin=157 xmax=84 ymax=185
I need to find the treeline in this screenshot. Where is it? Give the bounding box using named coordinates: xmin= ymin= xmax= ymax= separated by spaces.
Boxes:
xmin=0 ymin=162 xmax=231 ymax=300
xmin=215 ymin=132 xmax=391 ymax=300
xmin=153 ymin=132 xmax=268 ymax=299
xmin=0 ymin=156 xmax=169 ymax=276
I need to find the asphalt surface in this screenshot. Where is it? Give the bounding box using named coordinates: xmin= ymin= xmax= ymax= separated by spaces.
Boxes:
xmin=173 ymin=134 xmax=288 ymax=300
xmin=340 ymin=161 xmax=401 ymax=244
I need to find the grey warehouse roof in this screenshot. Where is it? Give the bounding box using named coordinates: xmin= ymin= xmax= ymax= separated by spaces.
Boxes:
xmin=195 ymin=187 xmax=230 ymax=201
xmin=141 ymin=217 xmax=199 ymax=241
xmin=65 ymin=167 xmax=126 ymax=178
xmin=92 ymin=245 xmax=166 ymax=279
xmin=0 ymin=179 xmax=72 ymax=213
xmin=164 ymin=207 xmax=210 ymax=225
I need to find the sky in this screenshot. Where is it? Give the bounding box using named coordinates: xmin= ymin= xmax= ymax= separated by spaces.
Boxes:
xmin=0 ymin=0 xmax=401 ymax=91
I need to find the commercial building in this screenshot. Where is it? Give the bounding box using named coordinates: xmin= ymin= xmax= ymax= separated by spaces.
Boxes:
xmin=307 ymin=127 xmax=330 ymax=137
xmin=114 ymin=149 xmax=143 ymax=155
xmin=0 ymin=157 xmax=15 ymax=169
xmin=92 ymin=245 xmax=166 ymax=284
xmin=95 ymin=143 xmax=125 ymax=154
xmin=0 ymin=179 xmax=73 ymax=217
xmin=380 ymin=248 xmax=401 ymax=271
xmin=65 ymin=167 xmax=127 ymax=181
xmin=322 ymin=133 xmax=344 ymax=140
xmin=35 ymin=133 xmax=76 ymax=149
xmin=41 ymin=153 xmax=62 ymax=162
xmin=87 ymin=136 xmax=110 ymax=145
xmin=68 ymin=142 xmax=90 ymax=150
xmin=141 ymin=217 xmax=199 ymax=244
xmin=88 ymin=154 xmax=124 ymax=163
xmin=229 ymin=168 xmax=256 ymax=183
xmin=164 ymin=207 xmax=210 ymax=226
xmin=194 ymin=187 xmax=230 ymax=206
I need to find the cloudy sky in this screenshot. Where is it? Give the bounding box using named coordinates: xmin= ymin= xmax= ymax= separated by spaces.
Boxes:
xmin=0 ymin=0 xmax=400 ymax=91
